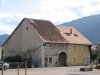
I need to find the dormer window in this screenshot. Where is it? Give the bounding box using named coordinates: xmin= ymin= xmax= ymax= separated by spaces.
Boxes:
xmin=64 ymin=33 xmax=71 ymax=36
xmin=74 ymin=33 xmax=78 ymax=37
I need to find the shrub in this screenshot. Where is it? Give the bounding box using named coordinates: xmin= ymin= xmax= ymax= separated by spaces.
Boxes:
xmin=4 ymin=55 xmax=23 ymax=62
xmin=9 ymin=62 xmax=25 ymax=68
xmin=95 ymin=65 xmax=100 ymax=69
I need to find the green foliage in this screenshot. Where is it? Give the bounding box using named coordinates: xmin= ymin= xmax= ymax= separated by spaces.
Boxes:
xmin=89 ymin=49 xmax=99 ymax=64
xmin=95 ymin=64 xmax=100 ymax=69
xmin=4 ymin=55 xmax=23 ymax=62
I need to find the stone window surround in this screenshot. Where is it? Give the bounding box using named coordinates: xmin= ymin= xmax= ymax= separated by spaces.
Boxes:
xmin=73 ymin=56 xmax=77 ymax=64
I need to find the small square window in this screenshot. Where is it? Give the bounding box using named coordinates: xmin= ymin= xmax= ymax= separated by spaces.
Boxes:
xmin=43 ymin=43 xmax=46 ymax=46
xmin=26 ymin=27 xmax=28 ymax=30
xmin=63 ymin=46 xmax=65 ymax=47
xmin=50 ymin=45 xmax=52 ymax=47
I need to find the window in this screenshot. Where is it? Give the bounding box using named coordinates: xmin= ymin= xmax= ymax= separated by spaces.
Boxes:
xmin=43 ymin=43 xmax=47 ymax=48
xmin=45 ymin=57 xmax=48 ymax=67
xmin=26 ymin=27 xmax=28 ymax=30
xmin=84 ymin=56 xmax=86 ymax=64
xmin=84 ymin=56 xmax=90 ymax=65
xmin=84 ymin=46 xmax=87 ymax=52
xmin=50 ymin=45 xmax=52 ymax=47
xmin=74 ymin=46 xmax=77 ymax=52
xmin=49 ymin=57 xmax=52 ymax=63
xmin=63 ymin=46 xmax=65 ymax=48
xmin=73 ymin=56 xmax=77 ymax=64
xmin=43 ymin=43 xmax=46 ymax=46
xmin=74 ymin=33 xmax=78 ymax=37
xmin=64 ymin=33 xmax=70 ymax=36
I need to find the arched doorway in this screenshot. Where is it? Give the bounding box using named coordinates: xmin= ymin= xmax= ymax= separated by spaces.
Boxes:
xmin=58 ymin=52 xmax=66 ymax=66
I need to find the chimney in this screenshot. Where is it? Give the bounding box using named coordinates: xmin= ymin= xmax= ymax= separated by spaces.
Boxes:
xmin=70 ymin=28 xmax=72 ymax=34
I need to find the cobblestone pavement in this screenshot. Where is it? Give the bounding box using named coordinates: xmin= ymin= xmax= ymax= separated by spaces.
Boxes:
xmin=0 ymin=66 xmax=100 ymax=75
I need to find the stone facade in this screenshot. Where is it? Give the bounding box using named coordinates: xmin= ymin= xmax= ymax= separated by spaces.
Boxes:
xmin=68 ymin=44 xmax=90 ymax=66
xmin=44 ymin=43 xmax=68 ymax=67
xmin=2 ymin=18 xmax=91 ymax=67
xmin=0 ymin=46 xmax=1 ymax=59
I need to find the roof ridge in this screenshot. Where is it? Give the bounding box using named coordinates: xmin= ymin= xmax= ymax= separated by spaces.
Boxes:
xmin=26 ymin=18 xmax=51 ymax=22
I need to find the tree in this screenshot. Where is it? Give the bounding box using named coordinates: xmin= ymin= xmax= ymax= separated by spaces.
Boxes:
xmin=4 ymin=55 xmax=23 ymax=62
xmin=89 ymin=48 xmax=98 ymax=68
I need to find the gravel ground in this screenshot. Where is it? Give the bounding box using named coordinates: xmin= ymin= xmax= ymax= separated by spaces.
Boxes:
xmin=0 ymin=66 xmax=100 ymax=75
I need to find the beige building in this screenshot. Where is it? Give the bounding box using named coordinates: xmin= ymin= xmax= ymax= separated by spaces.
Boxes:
xmin=2 ymin=18 xmax=92 ymax=67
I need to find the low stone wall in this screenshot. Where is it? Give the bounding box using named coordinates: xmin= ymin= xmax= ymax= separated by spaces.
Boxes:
xmin=80 ymin=67 xmax=93 ymax=71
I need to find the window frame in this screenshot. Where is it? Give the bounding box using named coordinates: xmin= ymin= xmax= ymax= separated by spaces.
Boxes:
xmin=73 ymin=56 xmax=77 ymax=64
xmin=49 ymin=57 xmax=52 ymax=63
xmin=74 ymin=46 xmax=77 ymax=52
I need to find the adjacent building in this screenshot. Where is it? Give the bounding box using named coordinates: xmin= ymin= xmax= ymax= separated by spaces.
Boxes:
xmin=2 ymin=18 xmax=92 ymax=67
xmin=57 ymin=26 xmax=91 ymax=66
xmin=0 ymin=45 xmax=1 ymax=59
xmin=96 ymin=45 xmax=100 ymax=63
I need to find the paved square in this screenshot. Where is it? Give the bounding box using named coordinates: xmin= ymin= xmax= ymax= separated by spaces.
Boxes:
xmin=0 ymin=66 xmax=100 ymax=75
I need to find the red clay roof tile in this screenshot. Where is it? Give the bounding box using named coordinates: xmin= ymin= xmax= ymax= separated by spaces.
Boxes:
xmin=57 ymin=26 xmax=92 ymax=45
xmin=27 ymin=18 xmax=67 ymax=43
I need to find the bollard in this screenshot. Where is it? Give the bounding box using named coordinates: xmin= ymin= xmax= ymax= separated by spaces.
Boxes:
xmin=17 ymin=63 xmax=19 ymax=75
xmin=1 ymin=47 xmax=4 ymax=75
xmin=1 ymin=61 xmax=4 ymax=75
xmin=25 ymin=60 xmax=27 ymax=75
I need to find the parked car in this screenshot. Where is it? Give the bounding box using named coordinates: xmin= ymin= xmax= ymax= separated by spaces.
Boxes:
xmin=0 ymin=61 xmax=9 ymax=70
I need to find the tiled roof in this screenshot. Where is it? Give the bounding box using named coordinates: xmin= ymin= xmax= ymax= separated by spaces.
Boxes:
xmin=27 ymin=18 xmax=67 ymax=43
xmin=57 ymin=26 xmax=92 ymax=45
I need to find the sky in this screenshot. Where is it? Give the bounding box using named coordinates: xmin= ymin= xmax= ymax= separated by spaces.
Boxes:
xmin=0 ymin=0 xmax=100 ymax=35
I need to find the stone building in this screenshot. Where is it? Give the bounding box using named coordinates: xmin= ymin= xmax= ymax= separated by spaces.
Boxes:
xmin=2 ymin=18 xmax=91 ymax=67
xmin=0 ymin=45 xmax=1 ymax=59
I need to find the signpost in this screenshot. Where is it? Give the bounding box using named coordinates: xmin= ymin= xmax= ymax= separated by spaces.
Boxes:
xmin=25 ymin=53 xmax=29 ymax=75
xmin=25 ymin=60 xmax=27 ymax=75
xmin=1 ymin=47 xmax=4 ymax=75
xmin=17 ymin=63 xmax=19 ymax=75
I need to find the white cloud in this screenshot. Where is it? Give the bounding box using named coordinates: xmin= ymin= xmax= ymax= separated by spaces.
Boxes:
xmin=81 ymin=2 xmax=100 ymax=16
xmin=1 ymin=0 xmax=100 ymax=24
xmin=0 ymin=23 xmax=16 ymax=35
xmin=39 ymin=0 xmax=80 ymax=22
xmin=0 ymin=12 xmax=42 ymax=35
xmin=0 ymin=13 xmax=21 ymax=35
xmin=0 ymin=13 xmax=13 ymax=18
xmin=39 ymin=0 xmax=100 ymax=23
xmin=1 ymin=0 xmax=6 ymax=6
xmin=1 ymin=0 xmax=100 ymax=34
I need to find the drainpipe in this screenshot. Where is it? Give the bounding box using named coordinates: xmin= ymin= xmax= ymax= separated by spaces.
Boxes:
xmin=1 ymin=47 xmax=4 ymax=75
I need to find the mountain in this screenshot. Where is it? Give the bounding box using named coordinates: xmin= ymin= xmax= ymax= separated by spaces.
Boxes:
xmin=0 ymin=34 xmax=9 ymax=45
xmin=61 ymin=14 xmax=100 ymax=44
